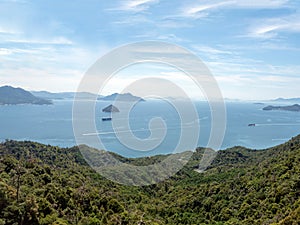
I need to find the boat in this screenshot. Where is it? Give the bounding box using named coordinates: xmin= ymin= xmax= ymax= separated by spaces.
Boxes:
xmin=102 ymin=117 xmax=112 ymax=121
xmin=248 ymin=123 xmax=256 ymax=127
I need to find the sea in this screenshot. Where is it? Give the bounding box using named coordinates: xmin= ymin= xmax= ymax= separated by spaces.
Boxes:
xmin=1 ymin=99 xmax=300 ymax=158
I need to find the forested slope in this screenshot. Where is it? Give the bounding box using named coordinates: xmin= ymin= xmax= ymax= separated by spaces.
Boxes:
xmin=0 ymin=136 xmax=299 ymax=224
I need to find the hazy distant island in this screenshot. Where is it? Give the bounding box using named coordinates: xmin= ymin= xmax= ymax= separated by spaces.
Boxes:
xmin=98 ymin=93 xmax=145 ymax=102
xmin=263 ymin=104 xmax=300 ymax=112
xmin=0 ymin=86 xmax=52 ymax=105
xmin=32 ymin=91 xmax=99 ymax=100
xmin=33 ymin=91 xmax=144 ymax=102
xmin=0 ymin=85 xmax=146 ymax=104
xmin=272 ymin=97 xmax=300 ymax=102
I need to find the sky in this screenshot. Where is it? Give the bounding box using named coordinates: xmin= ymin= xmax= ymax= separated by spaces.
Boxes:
xmin=0 ymin=0 xmax=300 ymax=100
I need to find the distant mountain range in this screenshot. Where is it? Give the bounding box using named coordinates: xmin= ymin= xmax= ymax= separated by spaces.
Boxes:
xmin=0 ymin=86 xmax=52 ymax=105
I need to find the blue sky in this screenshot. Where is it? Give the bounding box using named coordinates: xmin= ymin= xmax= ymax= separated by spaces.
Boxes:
xmin=0 ymin=0 xmax=300 ymax=100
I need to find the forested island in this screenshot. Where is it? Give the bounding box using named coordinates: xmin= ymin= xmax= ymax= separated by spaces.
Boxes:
xmin=263 ymin=104 xmax=300 ymax=112
xmin=0 ymin=86 xmax=52 ymax=105
xmin=0 ymin=136 xmax=299 ymax=224
xmin=98 ymin=93 xmax=145 ymax=102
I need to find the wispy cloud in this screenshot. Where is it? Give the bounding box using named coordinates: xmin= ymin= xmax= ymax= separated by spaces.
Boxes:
xmin=0 ymin=67 xmax=83 ymax=92
xmin=3 ymin=36 xmax=73 ymax=45
xmin=158 ymin=18 xmax=193 ymax=28
xmin=192 ymin=45 xmax=233 ymax=57
xmin=233 ymin=0 xmax=290 ymax=8
xmin=109 ymin=1 xmax=159 ymax=27
xmin=213 ymin=65 xmax=300 ymax=100
xmin=0 ymin=48 xmax=12 ymax=55
xmin=184 ymin=1 xmax=233 ymax=18
xmin=157 ymin=34 xmax=184 ymax=43
xmin=112 ymin=14 xmax=152 ymax=26
xmin=0 ymin=45 xmax=101 ymax=92
xmin=0 ymin=26 xmax=20 ymax=35
xmin=207 ymin=60 xmax=300 ymax=77
xmin=0 ymin=47 xmax=43 ymax=56
xmin=183 ymin=0 xmax=290 ymax=18
xmin=246 ymin=14 xmax=300 ymax=39
xmin=109 ymin=0 xmax=159 ymax=12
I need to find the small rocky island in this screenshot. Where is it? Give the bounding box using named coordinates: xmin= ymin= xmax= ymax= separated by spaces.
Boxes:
xmin=0 ymin=86 xmax=52 ymax=105
xmin=102 ymin=104 xmax=120 ymax=113
xmin=263 ymin=104 xmax=300 ymax=112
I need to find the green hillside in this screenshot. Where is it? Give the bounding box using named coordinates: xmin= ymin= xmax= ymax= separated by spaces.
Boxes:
xmin=0 ymin=136 xmax=299 ymax=225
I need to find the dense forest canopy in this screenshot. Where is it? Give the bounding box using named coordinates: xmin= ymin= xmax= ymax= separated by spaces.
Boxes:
xmin=0 ymin=136 xmax=299 ymax=224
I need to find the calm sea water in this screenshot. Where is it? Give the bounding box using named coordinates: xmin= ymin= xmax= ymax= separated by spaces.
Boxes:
xmin=1 ymin=100 xmax=300 ymax=157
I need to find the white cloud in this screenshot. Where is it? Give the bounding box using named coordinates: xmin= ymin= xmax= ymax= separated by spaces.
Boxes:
xmin=0 ymin=48 xmax=13 ymax=55
xmin=0 ymin=67 xmax=83 ymax=92
xmin=0 ymin=47 xmax=48 ymax=56
xmin=246 ymin=15 xmax=300 ymax=39
xmin=158 ymin=18 xmax=193 ymax=28
xmin=192 ymin=45 xmax=233 ymax=56
xmin=215 ymin=72 xmax=300 ymax=100
xmin=126 ymin=0 xmax=158 ymax=10
xmin=0 ymin=26 xmax=20 ymax=34
xmin=6 ymin=36 xmax=73 ymax=45
xmin=207 ymin=60 xmax=300 ymax=77
xmin=110 ymin=0 xmax=159 ymax=12
xmin=185 ymin=1 xmax=233 ymax=18
xmin=215 ymin=74 xmax=255 ymax=85
xmin=100 ymin=69 xmax=206 ymax=99
xmin=183 ymin=0 xmax=290 ymax=18
xmin=112 ymin=15 xmax=152 ymax=26
xmin=0 ymin=44 xmax=103 ymax=93
xmin=234 ymin=0 xmax=290 ymax=8
xmin=157 ymin=34 xmax=184 ymax=42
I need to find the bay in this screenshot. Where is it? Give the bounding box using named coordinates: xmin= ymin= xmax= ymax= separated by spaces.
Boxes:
xmin=0 ymin=100 xmax=300 ymax=157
